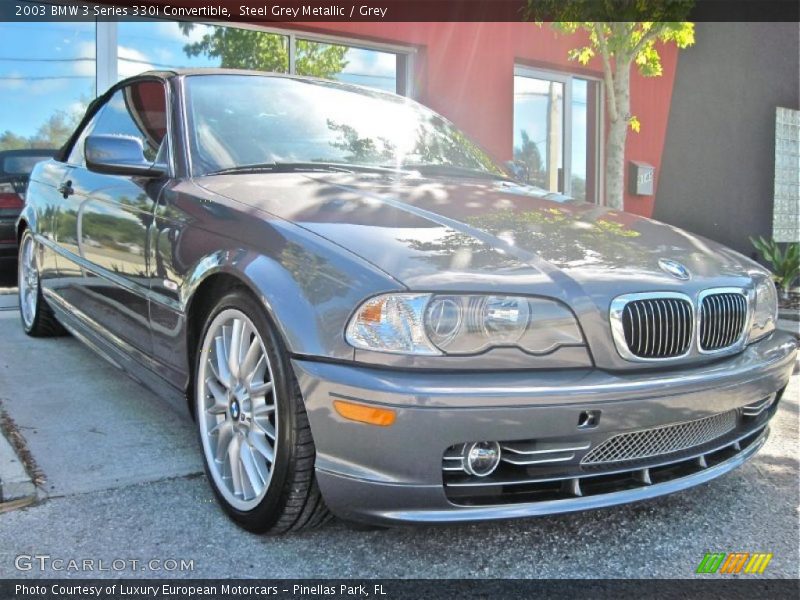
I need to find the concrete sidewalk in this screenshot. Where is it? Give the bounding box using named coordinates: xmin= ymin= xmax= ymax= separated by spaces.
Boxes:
xmin=0 ymin=422 xmax=35 ymax=505
xmin=0 ymin=278 xmax=36 ymax=505
xmin=0 ymin=310 xmax=202 ymax=498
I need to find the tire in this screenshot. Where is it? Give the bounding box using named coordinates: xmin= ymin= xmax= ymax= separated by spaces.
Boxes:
xmin=193 ymin=289 xmax=332 ymax=534
xmin=18 ymin=230 xmax=65 ymax=337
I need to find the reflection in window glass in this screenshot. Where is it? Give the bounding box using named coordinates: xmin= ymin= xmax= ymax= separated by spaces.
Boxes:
xmin=92 ymin=82 xmax=167 ymax=162
xmin=513 ymin=75 xmax=564 ymax=192
xmin=570 ymin=78 xmax=600 ymax=202
xmin=513 ymin=71 xmax=600 ymax=202
xmin=296 ymin=40 xmax=399 ymax=93
xmin=0 ymin=18 xmax=95 ymax=151
xmin=117 ymin=24 xmax=404 ymax=94
xmin=185 ymin=75 xmax=501 ymax=176
xmin=117 ymin=22 xmax=289 ymax=80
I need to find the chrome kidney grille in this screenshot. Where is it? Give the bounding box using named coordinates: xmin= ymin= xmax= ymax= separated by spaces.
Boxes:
xmin=611 ymin=289 xmax=750 ymax=361
xmin=620 ymin=297 xmax=693 ymax=358
xmin=581 ymin=411 xmax=737 ymax=465
xmin=699 ymin=292 xmax=748 ymax=352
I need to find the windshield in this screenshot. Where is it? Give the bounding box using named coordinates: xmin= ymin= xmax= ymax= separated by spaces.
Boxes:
xmin=184 ymin=74 xmax=505 ymax=178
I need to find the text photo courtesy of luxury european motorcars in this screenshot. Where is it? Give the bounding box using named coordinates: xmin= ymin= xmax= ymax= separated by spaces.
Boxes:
xmin=0 ymin=1 xmax=798 ymax=595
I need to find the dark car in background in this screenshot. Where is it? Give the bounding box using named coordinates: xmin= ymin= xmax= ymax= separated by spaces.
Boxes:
xmin=16 ymin=70 xmax=797 ymax=534
xmin=0 ymin=148 xmax=57 ymax=262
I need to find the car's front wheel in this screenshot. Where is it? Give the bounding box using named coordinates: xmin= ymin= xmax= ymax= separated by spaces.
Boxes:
xmin=194 ymin=289 xmax=331 ymax=533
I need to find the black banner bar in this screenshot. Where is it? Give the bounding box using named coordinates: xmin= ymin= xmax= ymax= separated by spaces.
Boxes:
xmin=2 ymin=579 xmax=800 ymax=600
xmin=1 ymin=0 xmax=799 ymax=22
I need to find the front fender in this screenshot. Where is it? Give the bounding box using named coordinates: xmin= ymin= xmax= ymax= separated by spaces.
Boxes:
xmin=177 ymin=221 xmax=405 ymax=361
xmin=16 ymin=197 xmax=38 ymax=240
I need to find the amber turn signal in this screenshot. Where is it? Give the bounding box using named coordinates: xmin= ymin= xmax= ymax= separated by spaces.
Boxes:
xmin=333 ymin=400 xmax=396 ymax=426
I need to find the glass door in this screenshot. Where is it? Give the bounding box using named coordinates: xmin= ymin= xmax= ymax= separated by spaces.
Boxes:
xmin=513 ymin=66 xmax=601 ymax=203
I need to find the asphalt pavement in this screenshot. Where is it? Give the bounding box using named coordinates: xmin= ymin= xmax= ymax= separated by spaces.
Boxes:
xmin=0 ymin=263 xmax=798 ymax=579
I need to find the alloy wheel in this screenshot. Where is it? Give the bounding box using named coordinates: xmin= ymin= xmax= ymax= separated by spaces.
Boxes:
xmin=18 ymin=234 xmax=38 ymax=329
xmin=197 ymin=309 xmax=278 ymax=511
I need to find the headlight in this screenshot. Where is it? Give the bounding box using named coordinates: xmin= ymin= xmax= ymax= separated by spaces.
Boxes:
xmin=747 ymin=278 xmax=778 ymax=343
xmin=346 ymin=293 xmax=584 ymax=355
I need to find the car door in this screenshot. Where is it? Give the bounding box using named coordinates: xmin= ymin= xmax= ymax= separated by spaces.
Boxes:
xmin=56 ymin=79 xmax=169 ymax=357
xmin=21 ymin=157 xmax=72 ymax=286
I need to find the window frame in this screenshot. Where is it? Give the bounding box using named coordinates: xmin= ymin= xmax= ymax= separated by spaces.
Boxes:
xmin=513 ymin=65 xmax=603 ymax=204
xmin=60 ymin=74 xmax=175 ymax=178
xmin=98 ymin=22 xmax=416 ymax=98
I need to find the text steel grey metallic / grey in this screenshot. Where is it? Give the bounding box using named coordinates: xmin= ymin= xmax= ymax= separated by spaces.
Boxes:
xmin=16 ymin=70 xmax=797 ymax=533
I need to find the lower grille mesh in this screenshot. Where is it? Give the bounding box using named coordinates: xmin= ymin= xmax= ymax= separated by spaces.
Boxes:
xmin=581 ymin=411 xmax=737 ymax=465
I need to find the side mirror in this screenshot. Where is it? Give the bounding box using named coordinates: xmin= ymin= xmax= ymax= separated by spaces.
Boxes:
xmin=505 ymin=160 xmax=529 ymax=183
xmin=85 ymin=135 xmax=166 ymax=178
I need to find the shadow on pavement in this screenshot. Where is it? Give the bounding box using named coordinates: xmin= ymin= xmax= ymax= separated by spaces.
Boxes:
xmin=0 ymin=261 xmax=17 ymax=289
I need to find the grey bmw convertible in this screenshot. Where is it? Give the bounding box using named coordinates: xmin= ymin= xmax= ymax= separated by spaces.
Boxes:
xmin=17 ymin=70 xmax=797 ymax=533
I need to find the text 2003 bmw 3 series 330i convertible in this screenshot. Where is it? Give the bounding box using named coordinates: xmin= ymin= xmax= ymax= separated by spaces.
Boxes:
xmin=17 ymin=70 xmax=797 ymax=533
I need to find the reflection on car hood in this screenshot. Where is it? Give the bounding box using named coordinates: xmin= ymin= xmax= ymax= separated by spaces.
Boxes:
xmin=198 ymin=172 xmax=763 ymax=299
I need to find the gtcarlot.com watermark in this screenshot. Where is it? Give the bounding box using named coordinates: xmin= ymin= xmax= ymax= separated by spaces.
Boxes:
xmin=14 ymin=554 xmax=195 ymax=573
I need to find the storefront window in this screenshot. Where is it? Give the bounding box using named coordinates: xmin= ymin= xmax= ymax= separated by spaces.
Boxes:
xmin=117 ymin=22 xmax=290 ymax=79
xmin=570 ymin=78 xmax=600 ymax=203
xmin=512 ymin=74 xmax=564 ymax=192
xmin=295 ymin=40 xmax=401 ymax=94
xmin=117 ymin=23 xmax=408 ymax=96
xmin=0 ymin=18 xmax=95 ymax=151
xmin=1 ymin=18 xmax=410 ymax=154
xmin=513 ymin=67 xmax=601 ymax=202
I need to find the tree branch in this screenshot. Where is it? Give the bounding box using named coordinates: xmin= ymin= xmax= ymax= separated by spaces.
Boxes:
xmin=630 ymin=24 xmax=664 ymax=61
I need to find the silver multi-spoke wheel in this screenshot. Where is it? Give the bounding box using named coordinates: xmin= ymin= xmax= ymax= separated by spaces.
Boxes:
xmin=198 ymin=309 xmax=278 ymax=511
xmin=18 ymin=233 xmax=38 ymax=329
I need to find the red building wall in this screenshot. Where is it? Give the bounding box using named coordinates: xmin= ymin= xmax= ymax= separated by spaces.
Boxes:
xmin=286 ymin=22 xmax=679 ymax=216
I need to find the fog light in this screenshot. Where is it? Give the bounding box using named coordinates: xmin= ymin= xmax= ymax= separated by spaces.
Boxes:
xmin=462 ymin=441 xmax=501 ymax=477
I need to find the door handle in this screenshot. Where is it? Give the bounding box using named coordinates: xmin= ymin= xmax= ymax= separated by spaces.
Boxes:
xmin=58 ymin=180 xmax=74 ymax=198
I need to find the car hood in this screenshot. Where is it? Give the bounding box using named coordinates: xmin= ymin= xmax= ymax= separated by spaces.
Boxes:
xmin=198 ymin=172 xmax=763 ymax=301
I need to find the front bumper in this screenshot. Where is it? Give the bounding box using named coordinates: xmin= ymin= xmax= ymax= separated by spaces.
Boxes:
xmin=293 ymin=332 xmax=797 ymax=525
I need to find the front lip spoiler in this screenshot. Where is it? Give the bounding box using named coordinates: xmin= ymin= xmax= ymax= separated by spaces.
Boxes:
xmin=365 ymin=428 xmax=768 ymax=524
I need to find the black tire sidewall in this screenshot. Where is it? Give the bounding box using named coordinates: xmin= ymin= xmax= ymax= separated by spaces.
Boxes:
xmin=193 ymin=289 xmax=298 ymax=533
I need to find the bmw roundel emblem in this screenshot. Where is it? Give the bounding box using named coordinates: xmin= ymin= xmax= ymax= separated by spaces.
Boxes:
xmin=658 ymin=258 xmax=691 ymax=280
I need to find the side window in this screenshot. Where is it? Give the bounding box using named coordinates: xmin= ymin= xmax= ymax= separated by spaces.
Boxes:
xmin=77 ymin=80 xmax=168 ymax=165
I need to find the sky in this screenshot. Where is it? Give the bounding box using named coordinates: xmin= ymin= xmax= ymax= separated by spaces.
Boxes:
xmin=0 ymin=21 xmax=96 ymax=139
xmin=0 ymin=20 xmax=397 ymax=141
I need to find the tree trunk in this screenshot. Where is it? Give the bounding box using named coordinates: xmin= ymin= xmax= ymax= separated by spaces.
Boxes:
xmin=605 ymin=61 xmax=631 ymax=210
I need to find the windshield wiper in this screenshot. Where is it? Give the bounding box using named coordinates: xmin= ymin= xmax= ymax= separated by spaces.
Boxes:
xmin=205 ymin=162 xmax=407 ymax=176
xmin=390 ymin=163 xmax=511 ymax=181
xmin=204 ymin=162 xmax=354 ymax=176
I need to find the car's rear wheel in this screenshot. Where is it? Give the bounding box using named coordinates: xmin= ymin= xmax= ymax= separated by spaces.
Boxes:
xmin=18 ymin=230 xmax=64 ymax=337
xmin=194 ymin=289 xmax=332 ymax=533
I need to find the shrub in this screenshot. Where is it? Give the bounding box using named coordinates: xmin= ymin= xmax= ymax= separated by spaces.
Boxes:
xmin=750 ymin=236 xmax=800 ymax=298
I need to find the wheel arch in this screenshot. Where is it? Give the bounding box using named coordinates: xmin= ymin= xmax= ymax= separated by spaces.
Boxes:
xmin=184 ymin=269 xmax=268 ymax=364
xmin=180 ymin=253 xmax=321 ymax=415
xmin=183 ymin=268 xmax=266 ymax=416
xmin=16 ymin=218 xmax=28 ymax=244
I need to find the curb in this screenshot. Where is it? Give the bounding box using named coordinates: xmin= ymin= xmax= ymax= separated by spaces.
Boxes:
xmin=0 ymin=428 xmax=36 ymax=505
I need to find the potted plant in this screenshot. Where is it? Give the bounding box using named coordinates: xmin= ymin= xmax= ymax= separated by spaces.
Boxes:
xmin=750 ymin=237 xmax=800 ymax=306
